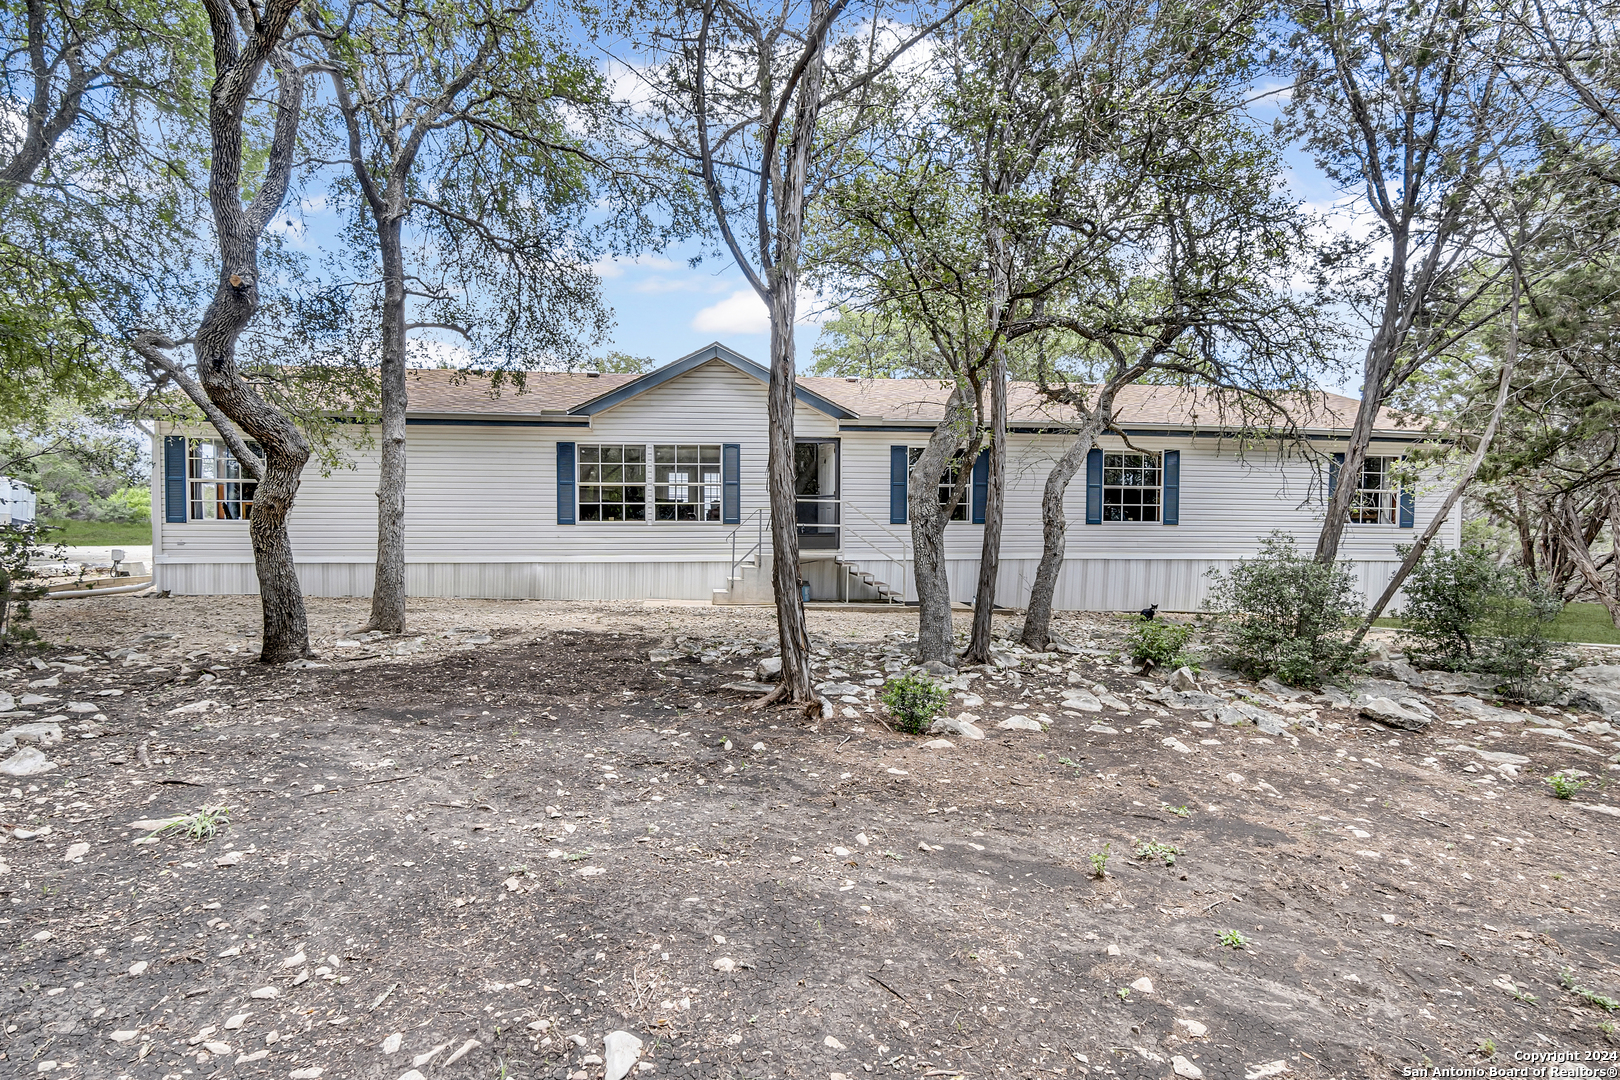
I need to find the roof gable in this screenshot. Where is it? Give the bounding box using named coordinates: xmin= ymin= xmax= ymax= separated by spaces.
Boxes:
xmin=567 ymin=342 xmax=858 ymax=420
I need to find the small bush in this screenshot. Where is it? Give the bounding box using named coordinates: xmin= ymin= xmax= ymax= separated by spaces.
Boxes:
xmin=1133 ymin=840 xmax=1182 ymax=866
xmin=1126 ymin=619 xmax=1191 ymax=670
xmin=880 ymin=672 xmax=951 ymax=735
xmin=1401 ymin=544 xmax=1568 ymax=700
xmin=1218 ymin=929 xmax=1249 ymax=950
xmin=1202 ymin=532 xmax=1361 ymax=686
xmin=1088 ymin=844 xmax=1111 ymax=878
xmin=1546 ymin=773 xmax=1587 ymax=800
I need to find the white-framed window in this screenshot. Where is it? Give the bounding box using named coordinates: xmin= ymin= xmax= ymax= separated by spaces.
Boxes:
xmin=1350 ymin=456 xmax=1399 ymax=524
xmin=577 ymin=444 xmax=647 ymax=522
xmin=655 ymin=444 xmax=723 ymax=521
xmin=1101 ymin=451 xmax=1161 ymax=522
xmin=188 ymin=438 xmax=258 ymax=520
xmin=909 ymin=446 xmax=968 ymax=522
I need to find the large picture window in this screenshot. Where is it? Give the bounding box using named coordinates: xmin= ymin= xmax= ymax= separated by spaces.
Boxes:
xmin=654 ymin=445 xmax=722 ymax=521
xmin=1101 ymin=452 xmax=1161 ymax=522
xmin=188 ymin=438 xmax=258 ymax=520
xmin=578 ymin=444 xmax=647 ymax=521
xmin=1350 ymin=456 xmax=1399 ymax=524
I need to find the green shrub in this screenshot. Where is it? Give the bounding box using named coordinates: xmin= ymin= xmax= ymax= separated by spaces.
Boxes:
xmin=1400 ymin=544 xmax=1567 ymax=700
xmin=1126 ymin=619 xmax=1191 ymax=670
xmin=1202 ymin=532 xmax=1361 ymax=686
xmin=880 ymin=672 xmax=951 ymax=735
xmin=1546 ymin=773 xmax=1586 ymax=800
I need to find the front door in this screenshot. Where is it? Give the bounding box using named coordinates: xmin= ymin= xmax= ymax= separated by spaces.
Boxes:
xmin=794 ymin=439 xmax=840 ymax=550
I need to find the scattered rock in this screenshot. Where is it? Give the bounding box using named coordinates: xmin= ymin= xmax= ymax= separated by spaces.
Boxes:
xmin=5 ymin=722 xmax=62 ymax=747
xmin=996 ymin=716 xmax=1044 ymax=732
xmin=928 ymin=715 xmax=986 ymax=740
xmin=1167 ymin=666 xmax=1199 ymax=692
xmin=166 ymin=699 xmax=226 ymax=715
xmin=919 ymin=660 xmax=955 ymax=677
xmin=1173 ymin=1056 xmax=1205 ymax=1079
xmin=713 ymin=957 xmax=737 ymax=972
xmin=249 ymin=986 xmax=279 ymax=999
xmin=1358 ymin=696 xmax=1431 ymax=731
xmin=0 ymin=747 xmax=56 ymax=776
xmin=604 ymin=1031 xmax=644 ymax=1080
xmin=62 ymin=842 xmax=89 ymax=862
xmin=920 ymin=738 xmax=954 ymax=749
xmin=754 ymin=656 xmax=782 ymax=682
xmin=720 ymin=681 xmax=774 ymax=696
xmin=1130 ymin=976 xmax=1155 ymax=993
xmin=1060 ymin=691 xmax=1103 ymax=712
xmin=1176 ymin=1019 xmax=1208 ymax=1038
xmin=442 ymin=1039 xmax=480 ymax=1067
xmin=289 ymin=1069 xmax=324 ymax=1079
xmin=109 ymin=1031 xmax=139 ymax=1044
xmin=824 ymin=1035 xmax=847 ymax=1050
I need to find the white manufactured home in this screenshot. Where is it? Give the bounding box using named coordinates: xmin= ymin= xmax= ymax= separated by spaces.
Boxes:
xmin=148 ymin=342 xmax=1456 ymax=610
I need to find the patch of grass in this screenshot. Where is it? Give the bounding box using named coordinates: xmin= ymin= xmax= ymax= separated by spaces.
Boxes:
xmin=1477 ymin=1038 xmax=1497 ymax=1058
xmin=1377 ymin=601 xmax=1620 ymax=646
xmin=1133 ymin=840 xmax=1182 ymax=867
xmin=1547 ymin=773 xmax=1587 ymax=799
xmin=157 ymin=806 xmax=231 ymax=842
xmin=40 ymin=518 xmax=152 ymax=548
xmin=1115 ymin=987 xmax=1131 ymax=1001
xmin=1162 ymin=803 xmax=1191 ymax=818
xmin=1562 ymin=967 xmax=1620 ymax=1012
xmin=1218 ymin=929 xmax=1249 ymax=950
xmin=1088 ymin=844 xmax=1111 ymax=878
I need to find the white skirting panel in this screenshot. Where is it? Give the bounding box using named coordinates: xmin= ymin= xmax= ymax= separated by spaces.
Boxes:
xmin=845 ymin=556 xmax=1408 ymax=613
xmin=157 ymin=555 xmax=1408 ymax=611
xmin=156 ymin=561 xmax=734 ymax=601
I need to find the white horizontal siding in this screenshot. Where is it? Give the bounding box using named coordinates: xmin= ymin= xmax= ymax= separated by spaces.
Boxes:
xmin=153 ymin=361 xmax=1458 ymax=609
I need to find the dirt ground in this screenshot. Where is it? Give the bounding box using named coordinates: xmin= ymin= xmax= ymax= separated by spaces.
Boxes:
xmin=2 ymin=594 xmax=1619 ymax=1080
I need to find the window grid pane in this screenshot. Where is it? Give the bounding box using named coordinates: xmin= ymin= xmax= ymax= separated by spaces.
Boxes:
xmin=187 ymin=438 xmax=257 ymax=519
xmin=1350 ymin=455 xmax=1398 ymax=524
xmin=577 ymin=444 xmax=647 ymax=522
xmin=654 ymin=444 xmax=723 ymax=522
xmin=1101 ymin=451 xmax=1161 ymax=523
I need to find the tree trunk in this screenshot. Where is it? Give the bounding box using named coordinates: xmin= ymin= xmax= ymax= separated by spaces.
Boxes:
xmin=911 ymin=383 xmax=972 ymax=664
xmin=1562 ymin=497 xmax=1620 ymax=629
xmin=192 ymin=16 xmax=310 ymax=663
xmin=1020 ymin=414 xmax=1106 ymax=651
xmin=962 ymin=351 xmax=1006 ymax=663
xmin=366 ymin=212 xmax=408 ymax=633
xmin=755 ymin=0 xmax=829 ymax=714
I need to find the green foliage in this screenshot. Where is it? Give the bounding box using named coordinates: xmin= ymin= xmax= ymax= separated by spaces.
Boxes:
xmin=1400 ymin=544 xmax=1568 ymax=699
xmin=810 ymin=307 xmax=944 ymax=379
xmin=880 ymin=673 xmax=951 ymax=735
xmin=1546 ymin=773 xmax=1587 ymax=800
xmin=1561 ymin=967 xmax=1620 ymax=1012
xmin=0 ymin=524 xmax=62 ymax=649
xmin=1218 ymin=929 xmax=1249 ymax=949
xmin=1202 ymin=532 xmax=1362 ymax=686
xmin=1088 ymin=844 xmax=1111 ymax=878
xmin=1133 ymin=840 xmax=1182 ymax=867
xmin=1126 ymin=619 xmax=1191 ymax=670
xmin=154 ymin=806 xmax=231 ymax=842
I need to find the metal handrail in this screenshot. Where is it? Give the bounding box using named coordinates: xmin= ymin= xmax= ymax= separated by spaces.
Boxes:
xmin=840 ymin=501 xmax=912 ymax=601
xmin=728 ymin=507 xmax=767 ymax=582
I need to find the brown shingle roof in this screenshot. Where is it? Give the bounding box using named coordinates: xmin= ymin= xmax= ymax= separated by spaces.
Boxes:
xmin=401 ymin=365 xmax=1420 ymax=434
xmin=405 ymin=368 xmax=640 ymax=415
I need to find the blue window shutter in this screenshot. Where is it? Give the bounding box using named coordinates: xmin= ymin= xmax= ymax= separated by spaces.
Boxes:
xmin=1084 ymin=448 xmax=1103 ymax=525
xmin=970 ymin=451 xmax=989 ymax=524
xmin=556 ymin=441 xmax=576 ymax=525
xmin=1161 ymin=449 xmax=1180 ymax=526
xmin=1328 ymin=452 xmax=1344 ymax=496
xmin=722 ymin=443 xmax=741 ymax=525
xmin=889 ymin=446 xmax=908 ymax=524
xmin=1399 ymin=489 xmax=1415 ymax=528
xmin=164 ymin=436 xmax=187 ymax=523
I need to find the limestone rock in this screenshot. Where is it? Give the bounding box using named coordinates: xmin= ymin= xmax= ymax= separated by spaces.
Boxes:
xmin=1173 ymin=1055 xmax=1205 ymax=1079
xmin=1060 ymin=692 xmax=1102 ymax=712
xmin=5 ymin=722 xmax=62 ymax=747
xmin=919 ymin=738 xmax=954 ymax=749
xmin=1166 ymin=667 xmax=1199 ymax=692
xmin=0 ymin=747 xmax=56 ymax=777
xmin=1358 ymin=696 xmax=1431 ymax=731
xmin=754 ymin=656 xmax=782 ymax=682
xmin=604 ymin=1031 xmax=644 ymax=1080
xmin=928 ymin=715 xmax=986 ymax=740
xmin=919 ymin=660 xmax=956 ymax=677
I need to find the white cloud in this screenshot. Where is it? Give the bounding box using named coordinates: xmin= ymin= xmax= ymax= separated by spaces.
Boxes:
xmin=591 ymin=252 xmax=686 ymax=279
xmin=692 ymin=289 xmax=770 ymax=335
